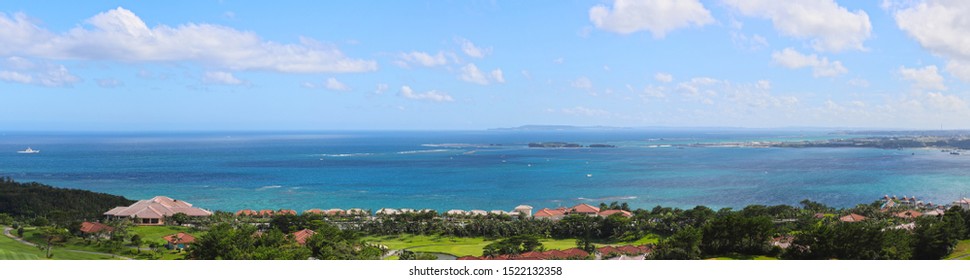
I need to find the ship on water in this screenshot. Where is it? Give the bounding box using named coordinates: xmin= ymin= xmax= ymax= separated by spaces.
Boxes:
xmin=17 ymin=147 xmax=40 ymax=154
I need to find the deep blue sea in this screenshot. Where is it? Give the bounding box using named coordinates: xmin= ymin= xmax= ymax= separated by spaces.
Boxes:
xmin=2 ymin=130 xmax=969 ymax=212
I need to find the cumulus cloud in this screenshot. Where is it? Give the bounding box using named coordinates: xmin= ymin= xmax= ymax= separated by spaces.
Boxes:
xmin=490 ymin=69 xmax=505 ymax=83
xmin=325 ymin=77 xmax=350 ymax=91
xmin=0 ymin=7 xmax=377 ymax=73
xmin=96 ymin=78 xmax=123 ymax=88
xmin=771 ymin=48 xmax=847 ymax=77
xmin=202 ymin=71 xmax=244 ymax=85
xmin=654 ymin=72 xmax=673 ymax=83
xmin=399 ymin=85 xmax=454 ymax=102
xmin=0 ymin=56 xmax=80 ymax=87
xmin=724 ymin=0 xmax=871 ymax=52
xmin=456 ymin=38 xmax=491 ymax=58
xmin=899 ymin=65 xmax=946 ymax=90
xmin=459 ymin=63 xmax=503 ymax=85
xmin=396 ymin=51 xmax=449 ymax=68
xmin=894 ymin=1 xmax=970 ymax=82
xmin=589 ymin=0 xmax=713 ymax=38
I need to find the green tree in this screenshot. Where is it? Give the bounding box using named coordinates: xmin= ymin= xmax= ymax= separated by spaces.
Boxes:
xmin=482 ymin=235 xmax=544 ymax=257
xmin=701 ymin=212 xmax=772 ymax=255
xmin=37 ymin=226 xmax=69 ymax=258
xmin=16 ymin=227 xmax=24 ymax=238
xmin=130 ymin=234 xmax=143 ymax=253
xmin=650 ymin=226 xmax=702 ymax=260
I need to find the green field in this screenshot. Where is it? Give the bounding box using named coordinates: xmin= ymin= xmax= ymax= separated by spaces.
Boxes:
xmin=15 ymin=226 xmax=193 ymax=260
xmin=946 ymin=239 xmax=970 ymax=260
xmin=0 ymin=231 xmax=120 ymax=260
xmin=364 ymin=234 xmax=651 ymax=258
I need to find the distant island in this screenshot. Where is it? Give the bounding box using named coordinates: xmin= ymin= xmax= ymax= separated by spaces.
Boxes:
xmin=528 ymin=142 xmax=616 ymax=148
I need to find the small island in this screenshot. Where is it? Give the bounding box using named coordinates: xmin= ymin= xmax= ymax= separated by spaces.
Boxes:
xmin=528 ymin=142 xmax=616 ymax=148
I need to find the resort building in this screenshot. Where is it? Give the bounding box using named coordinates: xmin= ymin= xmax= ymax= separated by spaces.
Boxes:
xmin=303 ymin=209 xmax=326 ymax=215
xmin=236 ymin=209 xmax=257 ymax=216
xmin=598 ymin=209 xmax=633 ymax=218
xmin=292 ymin=229 xmax=316 ymax=245
xmin=258 ymin=209 xmax=275 ymax=217
xmin=346 ymin=208 xmax=368 ymax=216
xmin=513 ymin=205 xmax=534 ymax=218
xmin=103 ymin=196 xmax=212 ymax=225
xmin=79 ymin=221 xmax=114 ymax=239
xmin=895 ymin=210 xmax=923 ymax=219
xmin=568 ymin=203 xmax=601 ymax=216
xmin=954 ymin=198 xmax=970 ymax=210
xmin=276 ymin=209 xmax=297 ymax=215
xmin=533 ymin=208 xmax=567 ymax=220
xmin=163 ymin=232 xmax=196 ymax=249
xmin=839 ymin=213 xmax=867 ymax=222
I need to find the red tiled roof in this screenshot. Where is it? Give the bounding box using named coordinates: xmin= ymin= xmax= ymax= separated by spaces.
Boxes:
xmin=457 ymin=256 xmax=480 ymax=260
xmin=162 ymin=232 xmax=196 ymax=244
xmin=258 ymin=209 xmax=275 ymax=216
xmin=542 ymin=250 xmax=568 ymax=259
xmin=236 ymin=209 xmax=257 ymax=216
xmin=813 ymin=213 xmax=826 ymax=219
xmin=896 ymin=210 xmax=923 ymax=219
xmin=598 ymin=209 xmax=633 ymax=218
xmin=303 ymin=209 xmax=325 ymax=215
xmin=79 ymin=221 xmax=114 ymax=234
xmin=597 ymin=246 xmax=619 ymax=255
xmin=533 ymin=208 xmax=566 ymax=218
xmin=519 ymin=251 xmax=546 ymax=259
xmin=277 ymin=209 xmax=297 ymax=215
xmin=569 ymin=203 xmax=600 ymax=214
xmin=561 ymin=248 xmax=590 ymax=259
xmin=839 ymin=213 xmax=866 ymax=222
xmin=292 ymin=229 xmax=316 ymax=245
xmin=616 ymin=245 xmax=641 ymax=255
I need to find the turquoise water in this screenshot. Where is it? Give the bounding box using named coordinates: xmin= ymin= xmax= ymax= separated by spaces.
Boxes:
xmin=1 ymin=130 xmax=968 ymax=212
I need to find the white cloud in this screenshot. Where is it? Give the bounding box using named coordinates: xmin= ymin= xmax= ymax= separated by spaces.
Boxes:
xmin=325 ymin=77 xmax=350 ymax=91
xmin=459 ymin=63 xmax=503 ymax=85
xmin=396 ymin=51 xmax=449 ymax=67
xmin=460 ymin=63 xmax=489 ymax=85
xmin=731 ymin=32 xmax=769 ymax=51
xmin=375 ymin=83 xmax=388 ymax=94
xmin=456 ymin=38 xmax=491 ymax=58
xmin=0 ymin=71 xmax=32 ymax=84
xmin=0 ymin=7 xmax=377 ymax=73
xmin=553 ymin=58 xmax=564 ymax=64
xmin=399 ymin=85 xmax=454 ymax=102
xmin=589 ymin=0 xmax=713 ymax=38
xmin=490 ymin=69 xmax=505 ymax=83
xmin=96 ymin=78 xmax=123 ymax=88
xmin=893 ymin=1 xmax=970 ymax=82
xmin=0 ymin=57 xmax=80 ymax=87
xmin=945 ymin=60 xmax=970 ymax=83
xmin=571 ymin=76 xmax=593 ymax=90
xmin=848 ymin=78 xmax=870 ymax=87
xmin=203 ymin=71 xmax=244 ymax=85
xmin=724 ymin=0 xmax=871 ymax=52
xmin=898 ymin=65 xmax=946 ymax=90
xmin=654 ymin=72 xmax=673 ymax=83
xmin=771 ymin=48 xmax=847 ymax=77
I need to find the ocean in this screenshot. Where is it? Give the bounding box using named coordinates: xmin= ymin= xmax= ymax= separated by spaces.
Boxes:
xmin=2 ymin=130 xmax=969 ymax=212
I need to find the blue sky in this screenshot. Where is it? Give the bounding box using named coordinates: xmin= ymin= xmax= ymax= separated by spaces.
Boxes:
xmin=1 ymin=0 xmax=969 ymax=130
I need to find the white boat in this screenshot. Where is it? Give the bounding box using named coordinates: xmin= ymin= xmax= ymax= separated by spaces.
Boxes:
xmin=17 ymin=147 xmax=40 ymax=154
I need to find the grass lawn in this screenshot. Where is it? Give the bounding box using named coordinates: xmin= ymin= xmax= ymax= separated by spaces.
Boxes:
xmin=19 ymin=226 xmax=193 ymax=260
xmin=0 ymin=231 xmax=119 ymax=260
xmin=706 ymin=253 xmax=778 ymax=260
xmin=946 ymin=239 xmax=970 ymax=260
xmin=365 ymin=234 xmax=648 ymax=258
